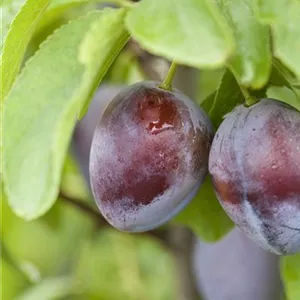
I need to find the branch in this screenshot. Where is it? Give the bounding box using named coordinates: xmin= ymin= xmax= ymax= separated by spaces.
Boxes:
xmin=59 ymin=191 xmax=169 ymax=246
xmin=167 ymin=227 xmax=202 ymax=300
xmin=59 ymin=192 xmax=105 ymax=226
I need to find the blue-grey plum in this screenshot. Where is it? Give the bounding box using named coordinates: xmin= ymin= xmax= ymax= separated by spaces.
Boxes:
xmin=209 ymin=99 xmax=300 ymax=255
xmin=89 ymin=81 xmax=213 ymax=232
xmin=193 ymin=228 xmax=283 ymax=300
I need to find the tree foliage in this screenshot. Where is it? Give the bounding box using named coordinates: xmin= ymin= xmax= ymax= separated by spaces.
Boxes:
xmin=1 ymin=0 xmax=300 ymax=298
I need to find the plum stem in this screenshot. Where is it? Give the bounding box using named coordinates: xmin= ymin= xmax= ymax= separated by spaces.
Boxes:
xmin=159 ymin=61 xmax=178 ymax=91
xmin=240 ymin=86 xmax=258 ymax=107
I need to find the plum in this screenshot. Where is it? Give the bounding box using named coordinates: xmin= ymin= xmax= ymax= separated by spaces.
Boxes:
xmin=89 ymin=81 xmax=213 ymax=232
xmin=193 ymin=228 xmax=283 ymax=300
xmin=209 ymin=99 xmax=300 ymax=255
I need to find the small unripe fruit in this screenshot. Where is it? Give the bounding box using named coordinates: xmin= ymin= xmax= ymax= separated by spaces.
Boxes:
xmin=209 ymin=99 xmax=300 ymax=255
xmin=89 ymin=81 xmax=213 ymax=232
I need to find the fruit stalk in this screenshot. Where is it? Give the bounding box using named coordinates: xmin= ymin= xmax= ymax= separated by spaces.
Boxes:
xmin=159 ymin=61 xmax=178 ymax=91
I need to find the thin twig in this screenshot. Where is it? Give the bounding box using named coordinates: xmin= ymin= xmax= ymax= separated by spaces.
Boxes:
xmin=59 ymin=191 xmax=106 ymax=226
xmin=167 ymin=227 xmax=203 ymax=300
xmin=59 ymin=191 xmax=170 ymax=246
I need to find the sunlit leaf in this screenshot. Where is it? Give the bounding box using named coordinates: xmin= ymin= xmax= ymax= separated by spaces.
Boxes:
xmin=126 ymin=0 xmax=234 ymax=68
xmin=3 ymin=9 xmax=129 ymax=220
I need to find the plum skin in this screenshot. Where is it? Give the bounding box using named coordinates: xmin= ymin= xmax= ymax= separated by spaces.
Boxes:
xmin=193 ymin=229 xmax=283 ymax=300
xmin=89 ymin=81 xmax=214 ymax=232
xmin=209 ymin=99 xmax=300 ymax=255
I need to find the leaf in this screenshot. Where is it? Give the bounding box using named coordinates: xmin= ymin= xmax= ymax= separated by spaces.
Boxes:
xmin=256 ymin=0 xmax=300 ymax=80
xmin=1 ymin=257 xmax=28 ymax=300
xmin=1 ymin=0 xmax=52 ymax=100
xmin=1 ymin=239 xmax=31 ymax=283
xmin=16 ymin=276 xmax=73 ymax=300
xmin=267 ymin=86 xmax=300 ymax=111
xmin=126 ymin=0 xmax=235 ymax=68
xmin=0 ymin=0 xmax=25 ymax=52
xmin=256 ymin=0 xmax=295 ymax=23
xmin=269 ymin=60 xmax=295 ymax=88
xmin=28 ymin=1 xmax=99 ymax=54
xmin=106 ymin=51 xmax=145 ymax=84
xmin=2 ymin=193 xmax=93 ymax=277
xmin=34 ymin=0 xmax=111 ymax=41
xmin=200 ymin=91 xmax=217 ymax=114
xmin=196 ymin=68 xmax=224 ymax=104
xmin=49 ymin=0 xmax=103 ymax=5
xmin=78 ymin=8 xmax=130 ymax=117
xmin=281 ymin=254 xmax=300 ymax=300
xmin=73 ymin=230 xmax=176 ymax=300
xmin=200 ymin=60 xmax=300 ymax=118
xmin=216 ymin=0 xmax=271 ymax=88
xmin=3 ymin=9 xmax=129 ymax=220
xmin=270 ymin=58 xmax=300 ymax=87
xmin=208 ymin=69 xmax=244 ymax=128
xmin=173 ymin=175 xmax=233 ymax=242
xmin=267 ymin=60 xmax=300 ymax=110
xmin=60 ymin=153 xmax=90 ymax=200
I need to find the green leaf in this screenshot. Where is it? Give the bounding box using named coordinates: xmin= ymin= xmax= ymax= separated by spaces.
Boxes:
xmin=106 ymin=51 xmax=145 ymax=84
xmin=196 ymin=68 xmax=224 ymax=104
xmin=267 ymin=86 xmax=300 ymax=111
xmin=73 ymin=230 xmax=176 ymax=300
xmin=78 ymin=10 xmax=130 ymax=117
xmin=2 ymin=193 xmax=93 ymax=277
xmin=281 ymin=254 xmax=300 ymax=300
xmin=3 ymin=9 xmax=129 ymax=220
xmin=216 ymin=0 xmax=271 ymax=88
xmin=126 ymin=0 xmax=235 ymax=68
xmin=173 ymin=175 xmax=233 ymax=242
xmin=207 ymin=69 xmax=244 ymax=128
xmin=256 ymin=0 xmax=295 ymax=23
xmin=1 ymin=0 xmax=52 ymax=100
xmin=0 ymin=0 xmax=25 ymax=52
xmin=16 ymin=276 xmax=73 ymax=300
xmin=269 ymin=60 xmax=295 ymax=88
xmin=200 ymin=91 xmax=216 ymax=115
xmin=1 ymin=257 xmax=28 ymax=300
xmin=200 ymin=60 xmax=300 ymax=117
xmin=28 ymin=1 xmax=99 ymax=55
xmin=256 ymin=0 xmax=300 ymax=80
xmin=267 ymin=60 xmax=300 ymax=110
xmin=270 ymin=59 xmax=300 ymax=87
xmin=1 ymin=239 xmax=32 ymax=284
xmin=60 ymin=153 xmax=90 ymax=200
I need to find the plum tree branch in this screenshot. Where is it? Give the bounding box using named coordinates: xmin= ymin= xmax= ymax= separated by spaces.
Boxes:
xmin=167 ymin=227 xmax=202 ymax=300
xmin=59 ymin=191 xmax=170 ymax=245
xmin=59 ymin=191 xmax=106 ymax=226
